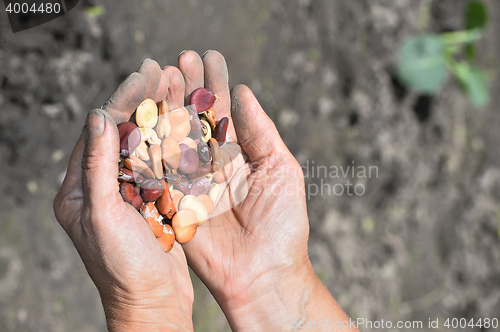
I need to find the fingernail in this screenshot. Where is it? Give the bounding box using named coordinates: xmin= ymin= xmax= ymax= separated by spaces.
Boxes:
xmin=178 ymin=50 xmax=188 ymax=58
xmin=202 ymin=50 xmax=212 ymax=58
xmin=86 ymin=110 xmax=105 ymax=140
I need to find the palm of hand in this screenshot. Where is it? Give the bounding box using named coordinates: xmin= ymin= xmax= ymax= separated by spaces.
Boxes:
xmin=54 ymin=58 xmax=195 ymax=307
xmin=185 ymin=152 xmax=310 ymax=301
xmin=176 ymin=50 xmax=310 ymax=303
xmin=82 ymin=199 xmax=192 ymax=300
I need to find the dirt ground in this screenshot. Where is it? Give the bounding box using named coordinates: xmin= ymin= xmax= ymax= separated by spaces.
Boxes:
xmin=1 ymin=0 xmax=499 ymax=331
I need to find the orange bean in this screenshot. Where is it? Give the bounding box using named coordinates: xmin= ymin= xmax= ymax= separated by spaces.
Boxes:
xmin=170 ymin=190 xmax=184 ymax=211
xmin=171 ymin=210 xmax=197 ymax=243
xmin=157 ymin=225 xmax=175 ymax=252
xmin=140 ymin=202 xmax=163 ymax=237
xmin=156 ymin=184 xmax=176 ymax=219
xmin=197 ymin=194 xmax=214 ymax=214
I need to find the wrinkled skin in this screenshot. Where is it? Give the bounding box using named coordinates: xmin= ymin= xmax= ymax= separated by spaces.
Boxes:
xmin=53 ymin=59 xmax=194 ymax=331
xmin=178 ymin=51 xmax=356 ymax=331
xmin=54 ymin=53 xmax=356 ymax=331
xmin=178 ymin=51 xmax=314 ymax=330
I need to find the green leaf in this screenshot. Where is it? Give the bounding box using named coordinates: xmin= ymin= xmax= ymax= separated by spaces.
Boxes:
xmin=454 ymin=63 xmax=489 ymax=107
xmin=446 ymin=44 xmax=461 ymax=55
xmin=85 ymin=5 xmax=106 ymax=18
xmin=465 ymin=69 xmax=489 ymax=107
xmin=397 ymin=35 xmax=447 ymax=94
xmin=465 ymin=43 xmax=476 ymax=60
xmin=465 ymin=1 xmax=488 ymax=30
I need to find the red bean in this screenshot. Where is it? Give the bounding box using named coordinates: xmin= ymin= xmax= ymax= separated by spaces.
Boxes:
xmin=214 ymin=117 xmax=228 ymax=146
xmin=187 ymin=107 xmax=203 ymax=139
xmin=178 ymin=144 xmax=199 ymax=175
xmin=187 ymin=163 xmax=212 ymax=181
xmin=189 ymin=176 xmax=212 ymax=196
xmin=118 ymin=167 xmax=135 ymax=183
xmin=190 ymin=88 xmax=216 ymax=114
xmin=118 ymin=122 xmax=141 ymax=157
xmin=119 ymin=182 xmax=143 ymax=210
xmin=175 ymin=176 xmax=190 ymax=195
xmin=140 ymin=179 xmax=163 ymax=202
xmin=164 ymin=173 xmax=182 ymax=186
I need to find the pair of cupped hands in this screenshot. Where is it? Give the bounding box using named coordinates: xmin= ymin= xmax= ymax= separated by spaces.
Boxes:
xmin=54 ymin=51 xmax=356 ymax=331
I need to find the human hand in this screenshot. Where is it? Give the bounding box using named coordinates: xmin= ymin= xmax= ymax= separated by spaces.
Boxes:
xmin=177 ymin=51 xmax=358 ymax=331
xmin=53 ymin=59 xmax=194 ymax=332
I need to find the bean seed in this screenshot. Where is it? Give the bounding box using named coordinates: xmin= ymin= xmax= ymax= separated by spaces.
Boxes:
xmin=118 ymin=167 xmax=135 ymax=183
xmin=157 ymin=225 xmax=175 ymax=252
xmin=156 ymin=184 xmax=176 ymax=219
xmin=214 ymin=117 xmax=229 ymax=145
xmin=118 ymin=122 xmax=141 ymax=157
xmin=157 ymin=100 xmax=169 ymax=115
xmin=123 ymin=155 xmax=155 ymax=179
xmin=213 ymin=149 xmax=233 ymax=183
xmin=189 ymin=176 xmax=212 ymax=196
xmin=135 ymin=141 xmax=150 ymax=161
xmin=179 ymin=137 xmax=198 ymax=151
xmin=139 ymin=127 xmax=161 ymax=146
xmin=169 ymin=107 xmax=191 ymax=141
xmin=209 ymin=138 xmax=223 ymax=171
xmin=156 ymin=112 xmax=171 ymax=139
xmin=197 ymin=194 xmax=214 ymax=214
xmin=148 ymin=145 xmax=163 ymax=179
xmin=170 ymin=190 xmax=184 ymax=211
xmin=187 ymin=163 xmax=211 ymax=181
xmin=140 ymin=179 xmax=163 ymax=202
xmin=164 ymin=172 xmax=182 ymax=186
xmin=116 ymin=94 xmax=237 ymax=244
xmin=146 ymin=216 xmax=164 ymax=237
xmin=200 ymin=119 xmax=212 ymax=142
xmin=161 ymin=137 xmax=181 ymax=169
xmin=207 ymin=183 xmax=220 ymax=202
xmin=188 ymin=107 xmax=203 ymax=139
xmin=119 ymin=182 xmax=143 ymax=210
xmin=175 ymin=176 xmax=191 ymax=195
xmin=197 ymin=141 xmax=212 ymax=164
xmin=190 ymin=87 xmax=216 ymax=114
xmin=178 ymin=144 xmax=199 ymax=175
xmin=203 ymin=108 xmax=216 ymax=130
xmin=171 ymin=210 xmax=198 ymax=243
xmin=178 ymin=195 xmax=208 ymax=225
xmin=136 ymin=99 xmax=159 ymax=128
xmin=140 ymin=202 xmax=164 ymax=237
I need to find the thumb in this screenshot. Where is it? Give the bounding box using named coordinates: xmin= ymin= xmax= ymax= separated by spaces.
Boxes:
xmin=230 ymin=84 xmax=289 ymax=162
xmin=82 ymin=109 xmax=121 ymax=211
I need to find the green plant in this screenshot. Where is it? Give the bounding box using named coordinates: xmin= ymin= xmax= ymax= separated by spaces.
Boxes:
xmin=84 ymin=5 xmax=105 ymax=18
xmin=397 ymin=0 xmax=490 ymax=107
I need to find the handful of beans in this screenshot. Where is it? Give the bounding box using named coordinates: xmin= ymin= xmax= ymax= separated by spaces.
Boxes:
xmin=117 ymin=88 xmax=233 ymax=252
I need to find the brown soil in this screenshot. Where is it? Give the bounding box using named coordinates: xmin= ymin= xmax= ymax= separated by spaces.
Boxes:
xmin=1 ymin=0 xmax=499 ymax=331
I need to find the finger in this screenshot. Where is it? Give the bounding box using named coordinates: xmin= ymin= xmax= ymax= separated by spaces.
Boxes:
xmin=152 ymin=69 xmax=169 ymax=102
xmin=102 ymin=72 xmax=147 ymax=124
xmin=81 ymin=109 xmax=122 ymax=212
xmin=163 ymin=66 xmax=186 ymax=109
xmin=178 ymin=50 xmax=204 ymax=104
xmin=231 ymin=84 xmax=290 ymax=162
xmin=202 ymin=50 xmax=237 ymax=142
xmin=137 ymin=58 xmax=163 ymax=100
xmin=57 ymin=132 xmax=85 ymax=199
xmin=53 ymin=132 xmax=85 ymax=236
